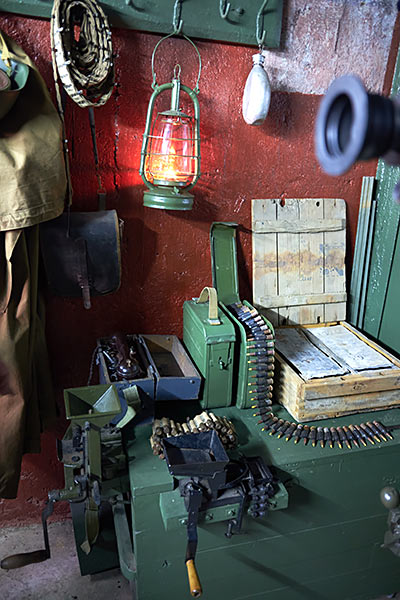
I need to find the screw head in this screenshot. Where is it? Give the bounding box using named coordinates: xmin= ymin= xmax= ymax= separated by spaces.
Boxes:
xmin=227 ymin=509 xmax=236 ymax=517
xmin=180 ymin=518 xmax=188 ymax=526
xmin=205 ymin=513 xmax=214 ymax=521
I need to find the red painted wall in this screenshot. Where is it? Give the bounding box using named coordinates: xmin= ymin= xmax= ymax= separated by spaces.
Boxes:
xmin=0 ymin=13 xmax=379 ymax=525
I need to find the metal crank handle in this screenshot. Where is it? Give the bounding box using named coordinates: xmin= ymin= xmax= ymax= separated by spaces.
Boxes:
xmin=186 ymin=558 xmax=202 ymax=597
xmin=1 ymin=549 xmax=49 ymax=570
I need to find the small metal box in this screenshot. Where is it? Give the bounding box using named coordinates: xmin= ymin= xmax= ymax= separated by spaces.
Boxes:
xmin=183 ymin=288 xmax=236 ymax=408
xmin=98 ymin=333 xmax=201 ymax=402
xmin=140 ymin=334 xmax=201 ymax=401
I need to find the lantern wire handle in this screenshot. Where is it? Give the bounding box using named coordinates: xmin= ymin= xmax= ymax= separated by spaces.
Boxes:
xmin=174 ymin=64 xmax=182 ymax=79
xmin=256 ymin=0 xmax=268 ymax=47
xmin=151 ymin=32 xmax=202 ymax=94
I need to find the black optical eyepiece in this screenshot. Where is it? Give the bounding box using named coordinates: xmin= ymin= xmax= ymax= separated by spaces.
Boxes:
xmin=315 ymin=75 xmax=400 ymax=175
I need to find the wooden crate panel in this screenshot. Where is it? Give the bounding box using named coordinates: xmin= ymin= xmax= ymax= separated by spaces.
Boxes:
xmin=275 ymin=328 xmax=348 ymax=379
xmin=305 ymin=324 xmax=393 ymax=371
xmin=274 ymin=322 xmax=400 ymax=422
xmin=252 ymin=198 xmax=346 ymax=326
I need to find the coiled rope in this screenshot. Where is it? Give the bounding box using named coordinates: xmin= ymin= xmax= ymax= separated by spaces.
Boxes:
xmin=50 ymin=0 xmax=114 ymax=108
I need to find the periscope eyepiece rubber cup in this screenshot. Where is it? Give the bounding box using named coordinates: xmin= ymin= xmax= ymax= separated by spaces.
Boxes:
xmin=315 ymin=74 xmax=400 ymax=176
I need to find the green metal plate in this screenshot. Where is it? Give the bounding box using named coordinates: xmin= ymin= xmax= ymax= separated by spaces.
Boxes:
xmin=160 ymin=488 xmax=242 ymax=531
xmin=377 ymin=221 xmax=400 ymax=353
xmin=0 ymin=0 xmax=283 ymax=48
xmin=210 ymin=222 xmax=240 ymax=306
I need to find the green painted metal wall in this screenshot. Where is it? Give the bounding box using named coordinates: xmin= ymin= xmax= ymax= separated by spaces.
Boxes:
xmin=362 ymin=47 xmax=400 ymax=354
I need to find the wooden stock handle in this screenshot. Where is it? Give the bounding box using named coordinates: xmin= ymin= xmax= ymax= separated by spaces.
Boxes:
xmin=1 ymin=550 xmax=49 ymax=570
xmin=186 ymin=558 xmax=202 ymax=597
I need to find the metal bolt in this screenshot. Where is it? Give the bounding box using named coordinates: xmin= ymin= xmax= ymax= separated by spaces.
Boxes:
xmin=180 ymin=518 xmax=187 ymax=526
xmin=205 ymin=513 xmax=214 ymax=521
xmin=227 ymin=509 xmax=236 ymax=517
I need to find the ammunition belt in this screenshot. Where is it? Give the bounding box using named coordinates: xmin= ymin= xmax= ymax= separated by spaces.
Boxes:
xmin=226 ymin=304 xmax=395 ymax=449
xmin=150 ymin=413 xmax=238 ymax=459
xmin=228 ymin=302 xmax=275 ymax=409
xmin=255 ymin=411 xmax=394 ymax=449
xmin=51 ymin=0 xmax=114 ymax=108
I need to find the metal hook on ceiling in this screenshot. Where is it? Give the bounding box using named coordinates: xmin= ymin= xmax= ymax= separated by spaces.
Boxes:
xmin=173 ymin=0 xmax=183 ymax=34
xmin=256 ymin=0 xmax=268 ymax=47
xmin=219 ymin=0 xmax=231 ymax=19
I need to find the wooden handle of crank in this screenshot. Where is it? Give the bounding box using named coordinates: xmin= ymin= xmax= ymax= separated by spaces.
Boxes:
xmin=186 ymin=558 xmax=202 ymax=597
xmin=1 ymin=550 xmax=49 ymax=569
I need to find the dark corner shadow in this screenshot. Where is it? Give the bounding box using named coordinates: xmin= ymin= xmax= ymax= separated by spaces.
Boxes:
xmin=279 ymin=0 xmax=292 ymax=53
xmin=124 ymin=217 xmax=158 ymax=288
xmin=236 ymin=225 xmax=252 ymax=301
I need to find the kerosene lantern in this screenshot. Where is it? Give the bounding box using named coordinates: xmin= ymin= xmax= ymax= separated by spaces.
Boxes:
xmin=140 ymin=35 xmax=201 ymax=210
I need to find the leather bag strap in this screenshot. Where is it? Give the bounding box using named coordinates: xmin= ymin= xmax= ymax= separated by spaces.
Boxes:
xmin=196 ymin=287 xmax=221 ymax=325
xmin=0 ymin=32 xmax=12 ymax=74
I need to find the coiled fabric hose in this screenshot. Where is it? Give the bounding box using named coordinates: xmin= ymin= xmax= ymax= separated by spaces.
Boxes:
xmin=51 ymin=0 xmax=114 ymax=108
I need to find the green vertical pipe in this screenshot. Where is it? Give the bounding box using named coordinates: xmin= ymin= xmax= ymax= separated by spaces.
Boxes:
xmin=357 ymin=197 xmax=376 ymax=329
xmin=348 ymin=176 xmax=374 ymax=325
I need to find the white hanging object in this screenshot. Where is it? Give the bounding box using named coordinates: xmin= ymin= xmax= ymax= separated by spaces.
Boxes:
xmin=242 ymin=52 xmax=271 ymax=126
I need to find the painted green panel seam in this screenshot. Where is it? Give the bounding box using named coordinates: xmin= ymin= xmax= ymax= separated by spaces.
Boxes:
xmin=348 ymin=176 xmax=374 ymax=326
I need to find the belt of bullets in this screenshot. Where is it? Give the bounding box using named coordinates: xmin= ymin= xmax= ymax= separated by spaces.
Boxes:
xmin=150 ymin=412 xmax=238 ymax=460
xmin=255 ymin=410 xmax=394 ymax=449
xmin=228 ymin=302 xmax=275 ymax=409
xmin=226 ymin=305 xmax=395 ymax=450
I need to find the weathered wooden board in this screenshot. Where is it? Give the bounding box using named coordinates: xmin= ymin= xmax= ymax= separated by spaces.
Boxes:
xmin=305 ymin=324 xmax=393 ymax=372
xmin=275 ymin=328 xmax=348 ymax=379
xmin=252 ymin=198 xmax=346 ymax=326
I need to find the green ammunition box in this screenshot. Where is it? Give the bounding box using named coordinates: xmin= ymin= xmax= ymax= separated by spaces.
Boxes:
xmin=210 ymin=222 xmax=275 ymax=408
xmin=183 ymin=286 xmax=236 ymax=408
